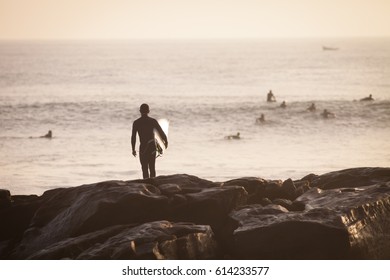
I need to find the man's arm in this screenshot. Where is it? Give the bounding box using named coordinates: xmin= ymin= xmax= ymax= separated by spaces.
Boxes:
xmin=131 ymin=121 xmax=137 ymax=156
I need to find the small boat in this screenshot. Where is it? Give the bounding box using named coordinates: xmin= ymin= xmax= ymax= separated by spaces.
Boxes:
xmin=322 ymin=46 xmax=339 ymax=51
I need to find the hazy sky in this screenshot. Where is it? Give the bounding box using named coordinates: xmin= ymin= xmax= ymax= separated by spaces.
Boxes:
xmin=0 ymin=0 xmax=389 ymax=39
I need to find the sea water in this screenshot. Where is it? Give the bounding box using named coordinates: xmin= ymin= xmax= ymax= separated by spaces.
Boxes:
xmin=1 ymin=38 xmax=389 ymax=195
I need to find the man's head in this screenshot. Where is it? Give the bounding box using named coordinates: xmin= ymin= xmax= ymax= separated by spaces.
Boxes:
xmin=140 ymin=103 xmax=150 ymax=115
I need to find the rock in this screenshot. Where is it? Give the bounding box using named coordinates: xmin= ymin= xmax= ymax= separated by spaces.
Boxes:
xmin=263 ymin=180 xmax=284 ymax=200
xmin=223 ymin=177 xmax=267 ymax=203
xmin=171 ymin=185 xmax=248 ymax=229
xmin=0 ymin=194 xmax=42 ymax=242
xmin=133 ymin=174 xmax=219 ymax=193
xmin=232 ymin=206 xmax=349 ymax=259
xmin=271 ymin=198 xmax=305 ymax=212
xmin=223 ymin=177 xmax=306 ymax=203
xmin=28 ymin=221 xmax=217 ymax=260
xmin=75 ymin=221 xmax=217 ymax=260
xmin=3 ymin=168 xmax=390 ymax=260
xmin=0 ymin=189 xmax=12 ymax=209
xmin=231 ymin=182 xmax=390 ymax=259
xmin=290 ymin=201 xmax=306 ymax=211
xmin=259 ymin=197 xmax=272 ymax=206
xmin=12 ymin=181 xmax=170 ymax=259
xmin=11 ymin=174 xmax=247 ymax=259
xmin=157 ymin=184 xmax=182 ymax=196
xmin=281 ymin=179 xmax=297 ymax=200
xmin=272 ymin=198 xmax=293 ymax=211
xmin=28 ymin=224 xmax=130 ymax=259
xmin=309 ymin=167 xmax=390 ymax=190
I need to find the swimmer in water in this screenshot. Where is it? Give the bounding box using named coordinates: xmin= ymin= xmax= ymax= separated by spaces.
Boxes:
xmin=225 ymin=132 xmax=240 ymax=140
xmin=360 ymin=94 xmax=374 ymax=101
xmin=280 ymin=101 xmax=287 ymax=108
xmin=256 ymin=114 xmax=265 ymax=123
xmin=40 ymin=130 xmax=52 ymax=138
xmin=307 ymin=103 xmax=316 ymax=112
xmin=321 ymin=109 xmax=335 ymax=119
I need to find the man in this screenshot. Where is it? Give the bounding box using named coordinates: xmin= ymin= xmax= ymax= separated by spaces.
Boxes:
xmin=360 ymin=94 xmax=374 ymax=101
xmin=267 ymin=90 xmax=276 ymax=102
xmin=131 ymin=104 xmax=168 ymax=179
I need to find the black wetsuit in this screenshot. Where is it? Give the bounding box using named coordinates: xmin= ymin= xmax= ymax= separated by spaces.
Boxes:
xmin=131 ymin=115 xmax=168 ymax=179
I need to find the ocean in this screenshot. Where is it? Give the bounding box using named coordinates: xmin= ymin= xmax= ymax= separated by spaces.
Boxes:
xmin=1 ymin=38 xmax=389 ymax=195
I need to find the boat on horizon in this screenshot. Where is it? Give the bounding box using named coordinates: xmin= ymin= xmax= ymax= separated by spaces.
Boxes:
xmin=322 ymin=46 xmax=339 ymax=51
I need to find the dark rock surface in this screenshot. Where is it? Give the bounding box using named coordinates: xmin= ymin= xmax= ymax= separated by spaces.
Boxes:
xmin=1 ymin=167 xmax=390 ymax=259
xmin=28 ymin=221 xmax=217 ymax=260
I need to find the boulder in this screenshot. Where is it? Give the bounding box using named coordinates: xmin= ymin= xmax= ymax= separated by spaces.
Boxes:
xmin=223 ymin=177 xmax=304 ymax=203
xmin=79 ymin=221 xmax=216 ymax=259
xmin=171 ymin=185 xmax=248 ymax=228
xmin=28 ymin=224 xmax=130 ymax=259
xmin=28 ymin=221 xmax=217 ymax=260
xmin=133 ymin=174 xmax=219 ymax=193
xmin=3 ymin=168 xmax=390 ymax=260
xmin=11 ymin=174 xmax=247 ymax=259
xmin=230 ymin=182 xmax=390 ymax=259
xmin=12 ymin=181 xmax=169 ymax=259
xmin=0 ymin=189 xmax=12 ymax=209
xmin=0 ymin=194 xmax=42 ymax=242
xmin=309 ymin=167 xmax=390 ymax=190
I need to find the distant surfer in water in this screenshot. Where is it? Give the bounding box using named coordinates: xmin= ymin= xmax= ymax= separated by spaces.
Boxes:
xmin=40 ymin=130 xmax=52 ymax=138
xmin=321 ymin=109 xmax=335 ymax=119
xmin=256 ymin=114 xmax=265 ymax=123
xmin=360 ymin=94 xmax=374 ymax=101
xmin=131 ymin=104 xmax=168 ymax=179
xmin=307 ymin=103 xmax=316 ymax=112
xmin=267 ymin=90 xmax=276 ymax=102
xmin=225 ymin=132 xmax=240 ymax=140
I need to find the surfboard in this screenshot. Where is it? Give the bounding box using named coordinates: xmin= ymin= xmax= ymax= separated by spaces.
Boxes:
xmin=154 ymin=118 xmax=169 ymax=157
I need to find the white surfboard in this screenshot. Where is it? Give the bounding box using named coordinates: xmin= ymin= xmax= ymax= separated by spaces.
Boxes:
xmin=154 ymin=118 xmax=169 ymax=157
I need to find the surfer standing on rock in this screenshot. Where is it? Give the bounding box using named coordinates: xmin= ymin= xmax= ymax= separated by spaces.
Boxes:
xmin=131 ymin=104 xmax=168 ymax=179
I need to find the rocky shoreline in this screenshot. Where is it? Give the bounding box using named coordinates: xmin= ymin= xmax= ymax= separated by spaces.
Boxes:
xmin=1 ymin=167 xmax=390 ymax=259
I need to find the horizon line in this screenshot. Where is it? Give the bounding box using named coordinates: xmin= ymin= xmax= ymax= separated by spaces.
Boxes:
xmin=1 ymin=35 xmax=390 ymax=42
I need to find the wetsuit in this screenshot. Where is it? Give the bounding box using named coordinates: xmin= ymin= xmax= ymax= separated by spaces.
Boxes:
xmin=131 ymin=115 xmax=168 ymax=179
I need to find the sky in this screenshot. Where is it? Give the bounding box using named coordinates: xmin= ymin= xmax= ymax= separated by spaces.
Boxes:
xmin=0 ymin=0 xmax=389 ymax=39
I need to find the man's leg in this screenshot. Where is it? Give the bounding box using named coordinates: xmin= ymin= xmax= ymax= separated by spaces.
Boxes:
xmin=149 ymin=153 xmax=156 ymax=178
xmin=140 ymin=153 xmax=149 ymax=179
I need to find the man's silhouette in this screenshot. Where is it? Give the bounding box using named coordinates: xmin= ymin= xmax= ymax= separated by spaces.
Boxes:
xmin=267 ymin=90 xmax=276 ymax=102
xmin=131 ymin=104 xmax=168 ymax=179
